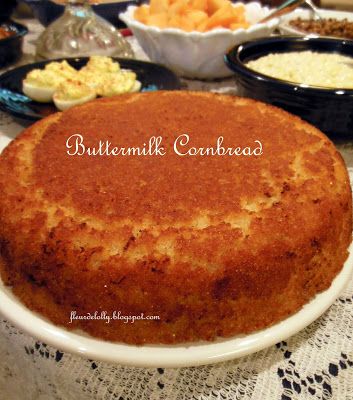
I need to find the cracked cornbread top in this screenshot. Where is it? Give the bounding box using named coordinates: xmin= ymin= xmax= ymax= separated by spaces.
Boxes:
xmin=0 ymin=91 xmax=351 ymax=269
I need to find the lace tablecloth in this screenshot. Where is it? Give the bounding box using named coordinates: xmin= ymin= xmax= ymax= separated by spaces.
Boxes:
xmin=0 ymin=19 xmax=353 ymax=400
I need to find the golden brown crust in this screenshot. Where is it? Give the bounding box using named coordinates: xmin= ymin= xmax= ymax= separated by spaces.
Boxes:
xmin=0 ymin=91 xmax=351 ymax=344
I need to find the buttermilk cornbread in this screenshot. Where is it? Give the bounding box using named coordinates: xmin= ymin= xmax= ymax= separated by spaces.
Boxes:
xmin=0 ymin=91 xmax=351 ymax=344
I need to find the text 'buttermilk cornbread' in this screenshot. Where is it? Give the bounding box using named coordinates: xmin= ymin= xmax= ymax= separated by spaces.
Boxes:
xmin=0 ymin=91 xmax=351 ymax=344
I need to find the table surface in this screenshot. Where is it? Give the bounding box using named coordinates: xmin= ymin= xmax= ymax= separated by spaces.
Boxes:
xmin=0 ymin=18 xmax=353 ymax=400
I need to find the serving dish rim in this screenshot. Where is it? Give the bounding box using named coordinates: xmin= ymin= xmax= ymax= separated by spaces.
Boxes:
xmin=225 ymin=35 xmax=353 ymax=95
xmin=0 ymin=243 xmax=352 ymax=368
xmin=279 ymin=7 xmax=353 ymax=38
xmin=0 ymin=20 xmax=28 ymax=44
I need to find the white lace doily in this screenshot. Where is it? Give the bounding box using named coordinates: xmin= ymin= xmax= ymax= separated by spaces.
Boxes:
xmin=0 ymin=19 xmax=353 ymax=400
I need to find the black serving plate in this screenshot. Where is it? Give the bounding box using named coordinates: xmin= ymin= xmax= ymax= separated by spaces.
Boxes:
xmin=0 ymin=20 xmax=28 ymax=68
xmin=225 ymin=36 xmax=353 ymax=138
xmin=0 ymin=57 xmax=181 ymax=122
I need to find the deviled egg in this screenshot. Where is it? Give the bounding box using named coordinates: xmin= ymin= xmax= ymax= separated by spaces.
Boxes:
xmin=97 ymin=71 xmax=140 ymax=97
xmin=22 ymin=56 xmax=142 ymax=109
xmin=22 ymin=69 xmax=64 ymax=103
xmin=53 ymin=79 xmax=96 ymax=111
xmin=77 ymin=69 xmax=107 ymax=91
xmin=130 ymin=80 xmax=142 ymax=93
xmin=45 ymin=60 xmax=78 ymax=80
xmin=81 ymin=55 xmax=121 ymax=74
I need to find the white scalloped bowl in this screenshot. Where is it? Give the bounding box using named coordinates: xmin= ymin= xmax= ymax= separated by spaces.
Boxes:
xmin=119 ymin=2 xmax=279 ymax=79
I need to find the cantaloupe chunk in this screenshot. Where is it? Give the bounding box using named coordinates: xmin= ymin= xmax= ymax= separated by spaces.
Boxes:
xmin=150 ymin=0 xmax=169 ymax=14
xmin=134 ymin=5 xmax=150 ymax=23
xmin=197 ymin=18 xmax=208 ymax=31
xmin=207 ymin=0 xmax=228 ymax=15
xmin=146 ymin=12 xmax=169 ymax=28
xmin=186 ymin=10 xmax=208 ymax=27
xmin=179 ymin=15 xmax=195 ymax=31
xmin=191 ymin=0 xmax=208 ymax=12
xmin=206 ymin=6 xmax=228 ymax=29
xmin=230 ymin=22 xmax=250 ymax=30
xmin=230 ymin=4 xmax=247 ymax=22
xmin=169 ymin=0 xmax=190 ymax=15
xmin=134 ymin=0 xmax=250 ymax=32
xmin=168 ymin=13 xmax=183 ymax=28
xmin=205 ymin=3 xmax=238 ymax=29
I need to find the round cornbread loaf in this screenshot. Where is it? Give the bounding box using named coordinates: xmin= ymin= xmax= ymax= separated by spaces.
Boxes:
xmin=0 ymin=91 xmax=351 ymax=344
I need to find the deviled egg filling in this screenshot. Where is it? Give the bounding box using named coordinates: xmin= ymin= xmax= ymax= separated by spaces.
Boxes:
xmin=22 ymin=69 xmax=64 ymax=103
xmin=98 ymin=71 xmax=138 ymax=97
xmin=24 ymin=69 xmax=63 ymax=88
xmin=77 ymin=69 xmax=108 ymax=90
xmin=82 ymin=55 xmax=121 ymax=74
xmin=45 ymin=60 xmax=78 ymax=79
xmin=53 ymin=79 xmax=96 ymax=111
xmin=54 ymin=79 xmax=95 ymax=100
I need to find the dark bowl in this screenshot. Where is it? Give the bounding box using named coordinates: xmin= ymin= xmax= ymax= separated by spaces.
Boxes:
xmin=225 ymin=36 xmax=353 ymax=138
xmin=0 ymin=0 xmax=17 ymax=22
xmin=22 ymin=0 xmax=138 ymax=28
xmin=0 ymin=20 xmax=28 ymax=68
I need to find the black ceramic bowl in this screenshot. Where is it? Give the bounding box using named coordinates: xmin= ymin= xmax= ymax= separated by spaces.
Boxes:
xmin=0 ymin=21 xmax=28 ymax=68
xmin=22 ymin=0 xmax=138 ymax=28
xmin=225 ymin=36 xmax=353 ymax=138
